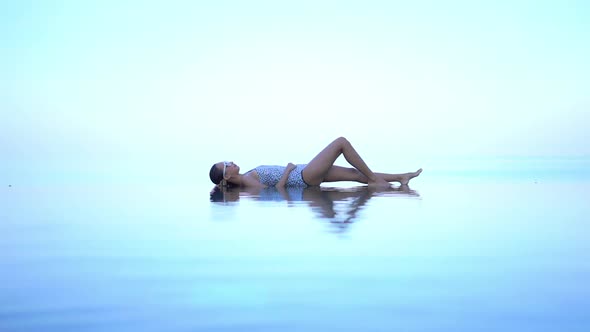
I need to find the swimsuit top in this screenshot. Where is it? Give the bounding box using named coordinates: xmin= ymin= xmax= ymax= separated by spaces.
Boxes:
xmin=248 ymin=165 xmax=286 ymax=187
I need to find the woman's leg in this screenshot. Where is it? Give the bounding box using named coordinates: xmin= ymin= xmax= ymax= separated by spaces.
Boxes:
xmin=322 ymin=166 xmax=423 ymax=185
xmin=302 ymin=137 xmax=391 ymax=187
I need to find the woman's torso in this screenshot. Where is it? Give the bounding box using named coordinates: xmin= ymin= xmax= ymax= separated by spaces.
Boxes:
xmin=246 ymin=165 xmax=308 ymax=187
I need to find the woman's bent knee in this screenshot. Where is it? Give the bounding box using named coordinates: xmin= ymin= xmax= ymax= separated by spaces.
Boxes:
xmin=335 ymin=136 xmax=350 ymax=147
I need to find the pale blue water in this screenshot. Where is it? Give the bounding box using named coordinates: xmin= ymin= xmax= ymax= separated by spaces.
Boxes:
xmin=1 ymin=161 xmax=590 ymax=331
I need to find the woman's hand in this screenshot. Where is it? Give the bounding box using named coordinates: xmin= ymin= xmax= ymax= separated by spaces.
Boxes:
xmin=276 ymin=163 xmax=297 ymax=187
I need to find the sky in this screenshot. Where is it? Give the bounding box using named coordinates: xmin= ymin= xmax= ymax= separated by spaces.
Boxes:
xmin=1 ymin=0 xmax=589 ymax=185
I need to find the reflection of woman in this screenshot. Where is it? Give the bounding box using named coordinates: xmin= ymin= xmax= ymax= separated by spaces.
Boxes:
xmin=209 ymin=137 xmax=422 ymax=188
xmin=210 ymin=185 xmax=419 ymax=227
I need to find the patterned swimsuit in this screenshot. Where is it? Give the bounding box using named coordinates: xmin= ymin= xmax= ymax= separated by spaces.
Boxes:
xmin=249 ymin=164 xmax=309 ymax=187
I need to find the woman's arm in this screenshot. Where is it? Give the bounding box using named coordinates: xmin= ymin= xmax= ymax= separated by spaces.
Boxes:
xmin=276 ymin=163 xmax=296 ymax=187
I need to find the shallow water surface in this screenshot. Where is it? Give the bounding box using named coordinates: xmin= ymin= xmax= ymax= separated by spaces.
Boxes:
xmin=1 ymin=175 xmax=589 ymax=331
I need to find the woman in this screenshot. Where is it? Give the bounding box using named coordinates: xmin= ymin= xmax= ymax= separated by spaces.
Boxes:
xmin=209 ymin=137 xmax=422 ymax=188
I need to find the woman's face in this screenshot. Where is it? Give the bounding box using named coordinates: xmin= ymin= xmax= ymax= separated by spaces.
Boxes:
xmin=219 ymin=161 xmax=240 ymax=178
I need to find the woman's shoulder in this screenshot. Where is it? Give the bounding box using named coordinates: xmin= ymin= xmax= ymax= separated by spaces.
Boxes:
xmin=242 ymin=170 xmax=263 ymax=187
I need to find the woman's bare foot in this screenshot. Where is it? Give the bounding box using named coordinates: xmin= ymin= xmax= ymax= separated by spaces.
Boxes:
xmin=368 ymin=177 xmax=392 ymax=189
xmin=399 ymin=168 xmax=422 ymax=185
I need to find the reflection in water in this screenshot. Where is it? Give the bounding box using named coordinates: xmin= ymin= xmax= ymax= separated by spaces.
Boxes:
xmin=210 ymin=185 xmax=420 ymax=232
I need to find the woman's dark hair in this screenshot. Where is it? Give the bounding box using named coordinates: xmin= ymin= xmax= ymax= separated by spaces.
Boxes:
xmin=209 ymin=163 xmax=224 ymax=185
